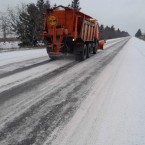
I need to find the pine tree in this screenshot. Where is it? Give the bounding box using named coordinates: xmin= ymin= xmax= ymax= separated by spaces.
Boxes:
xmin=99 ymin=24 xmax=105 ymax=39
xmin=53 ymin=3 xmax=57 ymax=8
xmin=111 ymin=25 xmax=115 ymax=31
xmin=117 ymin=28 xmax=120 ymax=33
xmin=135 ymin=29 xmax=142 ymax=37
xmin=16 ymin=0 xmax=51 ymax=47
xmin=45 ymin=0 xmax=51 ymax=9
xmin=17 ymin=3 xmax=39 ymax=47
xmin=37 ymin=0 xmax=44 ymax=12
xmin=36 ymin=0 xmax=50 ymax=40
xmin=70 ymin=0 xmax=81 ymax=10
xmin=99 ymin=24 xmax=104 ymax=32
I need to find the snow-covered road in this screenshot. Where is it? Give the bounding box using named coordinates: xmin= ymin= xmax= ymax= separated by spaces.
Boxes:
xmin=1 ymin=37 xmax=145 ymax=145
xmin=51 ymin=37 xmax=145 ymax=145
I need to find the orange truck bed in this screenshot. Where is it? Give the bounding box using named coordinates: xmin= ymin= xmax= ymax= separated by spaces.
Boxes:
xmin=42 ymin=5 xmax=104 ymax=60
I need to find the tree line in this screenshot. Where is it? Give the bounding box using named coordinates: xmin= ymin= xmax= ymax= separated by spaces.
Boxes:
xmin=135 ymin=29 xmax=145 ymax=40
xmin=0 ymin=0 xmax=130 ymax=47
xmin=99 ymin=24 xmax=129 ymax=39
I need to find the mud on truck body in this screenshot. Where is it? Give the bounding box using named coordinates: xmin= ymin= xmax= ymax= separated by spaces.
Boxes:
xmin=42 ymin=5 xmax=104 ymax=60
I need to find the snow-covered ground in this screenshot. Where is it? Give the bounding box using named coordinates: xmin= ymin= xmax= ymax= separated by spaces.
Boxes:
xmin=50 ymin=37 xmax=145 ymax=145
xmin=0 ymin=48 xmax=48 ymax=66
xmin=1 ymin=37 xmax=145 ymax=145
xmin=0 ymin=37 xmax=123 ymax=66
xmin=0 ymin=37 xmax=125 ymax=89
xmin=0 ymin=41 xmax=19 ymax=49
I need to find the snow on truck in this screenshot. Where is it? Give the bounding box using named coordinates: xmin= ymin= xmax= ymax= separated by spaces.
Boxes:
xmin=42 ymin=5 xmax=105 ymax=60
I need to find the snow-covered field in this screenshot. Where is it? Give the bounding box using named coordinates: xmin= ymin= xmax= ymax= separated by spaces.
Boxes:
xmin=0 ymin=41 xmax=19 ymax=49
xmin=0 ymin=37 xmax=145 ymax=145
xmin=0 ymin=48 xmax=48 ymax=66
xmin=0 ymin=40 xmax=45 ymax=53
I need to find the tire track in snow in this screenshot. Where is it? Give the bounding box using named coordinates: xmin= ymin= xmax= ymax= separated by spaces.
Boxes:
xmin=0 ymin=57 xmax=51 ymax=79
xmin=0 ymin=38 xmax=130 ymax=145
xmin=0 ymin=38 xmax=127 ymax=104
xmin=0 ymin=37 xmax=126 ymax=79
xmin=0 ymin=61 xmax=77 ymax=105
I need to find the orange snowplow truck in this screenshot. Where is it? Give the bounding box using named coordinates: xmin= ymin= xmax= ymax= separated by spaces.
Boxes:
xmin=42 ymin=5 xmax=104 ymax=60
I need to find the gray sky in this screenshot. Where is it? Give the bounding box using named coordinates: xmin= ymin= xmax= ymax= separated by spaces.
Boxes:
xmin=0 ymin=0 xmax=145 ymax=36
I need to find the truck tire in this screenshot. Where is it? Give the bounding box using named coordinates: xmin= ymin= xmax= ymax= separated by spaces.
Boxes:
xmin=46 ymin=47 xmax=52 ymax=55
xmin=93 ymin=46 xmax=96 ymax=54
xmin=80 ymin=44 xmax=87 ymax=61
xmin=93 ymin=41 xmax=98 ymax=54
xmin=76 ymin=44 xmax=87 ymax=61
xmin=46 ymin=47 xmax=49 ymax=55
xmin=87 ymin=44 xmax=91 ymax=58
xmin=49 ymin=55 xmax=56 ymax=60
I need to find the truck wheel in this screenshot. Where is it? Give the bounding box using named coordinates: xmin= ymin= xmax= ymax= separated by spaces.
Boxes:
xmin=76 ymin=44 xmax=87 ymax=61
xmin=93 ymin=46 xmax=97 ymax=54
xmin=93 ymin=41 xmax=98 ymax=54
xmin=93 ymin=44 xmax=99 ymax=54
xmin=80 ymin=44 xmax=87 ymax=61
xmin=87 ymin=44 xmax=91 ymax=58
xmin=46 ymin=47 xmax=49 ymax=55
xmin=46 ymin=47 xmax=52 ymax=55
xmin=49 ymin=55 xmax=56 ymax=60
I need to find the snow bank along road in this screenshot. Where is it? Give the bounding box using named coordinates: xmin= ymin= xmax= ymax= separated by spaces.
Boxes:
xmin=1 ymin=37 xmax=145 ymax=145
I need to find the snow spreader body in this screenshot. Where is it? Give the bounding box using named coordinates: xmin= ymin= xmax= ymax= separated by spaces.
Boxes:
xmin=42 ymin=5 xmax=104 ymax=60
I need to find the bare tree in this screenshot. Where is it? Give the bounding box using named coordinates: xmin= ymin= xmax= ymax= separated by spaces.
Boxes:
xmin=7 ymin=3 xmax=26 ymax=33
xmin=0 ymin=12 xmax=11 ymax=41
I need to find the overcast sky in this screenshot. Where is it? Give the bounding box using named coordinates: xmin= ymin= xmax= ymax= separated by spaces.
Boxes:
xmin=0 ymin=0 xmax=145 ymax=36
